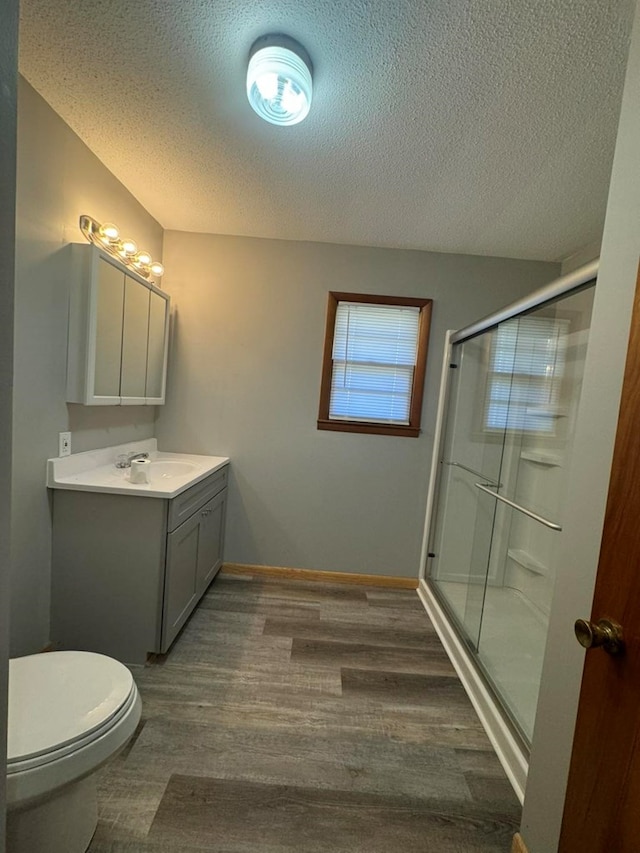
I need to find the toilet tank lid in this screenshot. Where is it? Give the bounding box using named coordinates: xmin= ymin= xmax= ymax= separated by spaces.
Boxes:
xmin=8 ymin=651 xmax=135 ymax=762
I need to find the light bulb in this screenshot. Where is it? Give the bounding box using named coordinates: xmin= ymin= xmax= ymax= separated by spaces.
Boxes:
xmin=99 ymin=222 xmax=119 ymax=243
xmin=281 ymin=80 xmax=305 ymax=114
xmin=120 ymin=239 xmax=138 ymax=257
xmin=134 ymin=250 xmax=152 ymax=267
xmin=150 ymin=261 xmax=164 ymax=277
xmin=256 ymin=72 xmax=279 ymax=100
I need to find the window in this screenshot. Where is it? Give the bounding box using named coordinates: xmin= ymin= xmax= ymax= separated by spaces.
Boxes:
xmin=484 ymin=315 xmax=570 ymax=433
xmin=318 ymin=292 xmax=432 ymax=437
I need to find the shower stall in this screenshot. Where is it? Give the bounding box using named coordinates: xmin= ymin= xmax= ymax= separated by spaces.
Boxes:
xmin=419 ymin=262 xmax=597 ymax=797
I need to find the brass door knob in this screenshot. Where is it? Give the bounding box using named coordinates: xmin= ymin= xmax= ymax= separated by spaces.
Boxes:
xmin=574 ymin=618 xmax=624 ymax=655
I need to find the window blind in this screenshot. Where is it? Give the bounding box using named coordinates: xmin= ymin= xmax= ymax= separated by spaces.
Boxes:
xmin=485 ymin=316 xmax=569 ymax=433
xmin=330 ymin=302 xmax=420 ymax=424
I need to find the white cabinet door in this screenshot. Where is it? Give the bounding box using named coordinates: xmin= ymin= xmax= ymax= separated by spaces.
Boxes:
xmin=93 ymin=258 xmax=124 ymax=402
xmin=121 ymin=275 xmax=150 ymax=404
xmin=146 ymin=288 xmax=168 ymax=403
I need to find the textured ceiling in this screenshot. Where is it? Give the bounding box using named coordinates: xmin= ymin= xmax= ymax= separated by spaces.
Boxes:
xmin=19 ymin=0 xmax=635 ymax=261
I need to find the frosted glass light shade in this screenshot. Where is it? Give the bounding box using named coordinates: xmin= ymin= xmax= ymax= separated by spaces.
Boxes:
xmin=247 ymin=36 xmax=312 ymax=126
xmin=134 ymin=250 xmax=152 ymax=268
xmin=120 ymin=239 xmax=138 ymax=257
xmin=99 ymin=222 xmax=119 ymax=243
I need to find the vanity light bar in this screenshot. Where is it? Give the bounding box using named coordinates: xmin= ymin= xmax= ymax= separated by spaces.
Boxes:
xmin=79 ymin=215 xmax=165 ymax=282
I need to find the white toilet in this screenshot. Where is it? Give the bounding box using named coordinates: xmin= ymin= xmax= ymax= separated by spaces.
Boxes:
xmin=6 ymin=651 xmax=142 ymax=853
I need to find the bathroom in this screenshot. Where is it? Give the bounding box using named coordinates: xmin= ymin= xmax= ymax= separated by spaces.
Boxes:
xmin=2 ymin=1 xmax=640 ymax=851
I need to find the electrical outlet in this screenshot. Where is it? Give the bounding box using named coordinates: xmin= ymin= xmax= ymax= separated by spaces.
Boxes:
xmin=59 ymin=432 xmax=71 ymax=457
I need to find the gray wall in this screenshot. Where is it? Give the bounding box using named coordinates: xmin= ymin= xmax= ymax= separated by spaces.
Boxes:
xmin=156 ymin=232 xmax=556 ymax=578
xmin=522 ymin=1 xmax=640 ymax=849
xmin=0 ymin=0 xmax=18 ymax=843
xmin=12 ymin=79 xmax=164 ymax=655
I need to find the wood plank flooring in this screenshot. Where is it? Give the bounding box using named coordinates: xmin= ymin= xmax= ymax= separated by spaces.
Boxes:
xmin=88 ymin=573 xmax=520 ymax=852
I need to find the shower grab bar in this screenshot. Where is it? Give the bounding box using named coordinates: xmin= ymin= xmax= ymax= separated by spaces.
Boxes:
xmin=443 ymin=460 xmax=501 ymax=487
xmin=474 ymin=482 xmax=562 ymax=531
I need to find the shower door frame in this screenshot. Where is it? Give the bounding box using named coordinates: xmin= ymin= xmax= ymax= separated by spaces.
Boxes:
xmin=417 ymin=259 xmax=599 ymax=803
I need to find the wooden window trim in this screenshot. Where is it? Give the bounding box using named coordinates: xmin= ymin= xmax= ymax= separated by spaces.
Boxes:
xmin=317 ymin=291 xmax=432 ymax=437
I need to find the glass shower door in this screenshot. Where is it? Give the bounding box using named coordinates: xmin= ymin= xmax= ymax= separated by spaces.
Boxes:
xmin=429 ymin=333 xmax=507 ymax=650
xmin=427 ymin=283 xmax=595 ymax=745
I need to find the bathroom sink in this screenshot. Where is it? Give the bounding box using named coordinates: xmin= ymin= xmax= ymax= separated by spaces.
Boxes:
xmin=47 ymin=439 xmax=229 ymax=499
xmin=149 ymin=460 xmax=197 ymax=478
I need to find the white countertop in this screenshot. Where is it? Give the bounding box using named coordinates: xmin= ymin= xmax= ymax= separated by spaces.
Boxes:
xmin=47 ymin=439 xmax=229 ymax=498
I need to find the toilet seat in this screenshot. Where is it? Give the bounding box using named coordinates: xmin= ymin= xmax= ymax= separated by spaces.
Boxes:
xmin=7 ymin=651 xmax=141 ymax=808
xmin=8 ymin=650 xmax=134 ymax=762
xmin=7 ymin=686 xmax=138 ymax=775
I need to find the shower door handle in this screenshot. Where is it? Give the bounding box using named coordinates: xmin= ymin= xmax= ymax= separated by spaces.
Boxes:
xmin=474 ymin=482 xmax=562 ymax=531
xmin=574 ymin=618 xmax=624 ymax=655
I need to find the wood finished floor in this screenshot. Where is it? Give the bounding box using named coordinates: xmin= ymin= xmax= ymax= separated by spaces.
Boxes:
xmin=88 ymin=573 xmax=520 ymax=852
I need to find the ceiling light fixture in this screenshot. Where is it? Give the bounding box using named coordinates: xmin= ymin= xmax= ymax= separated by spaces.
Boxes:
xmin=246 ymin=34 xmax=313 ymax=126
xmin=79 ymin=214 xmax=164 ymax=282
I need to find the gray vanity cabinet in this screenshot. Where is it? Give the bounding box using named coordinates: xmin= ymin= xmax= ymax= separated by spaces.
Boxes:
xmin=51 ymin=466 xmax=228 ymax=664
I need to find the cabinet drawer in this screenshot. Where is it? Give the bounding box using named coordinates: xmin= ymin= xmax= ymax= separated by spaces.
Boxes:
xmin=168 ymin=467 xmax=228 ymax=531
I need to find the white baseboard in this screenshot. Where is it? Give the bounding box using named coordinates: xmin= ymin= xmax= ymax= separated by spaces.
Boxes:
xmin=417 ymin=578 xmax=528 ymax=803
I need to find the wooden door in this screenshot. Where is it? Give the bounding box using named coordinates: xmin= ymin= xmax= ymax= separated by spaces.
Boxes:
xmin=559 ymin=263 xmax=640 ymax=850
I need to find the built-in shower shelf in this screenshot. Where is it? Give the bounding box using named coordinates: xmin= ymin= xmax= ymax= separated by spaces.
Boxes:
xmin=507 ymin=548 xmax=549 ymax=577
xmin=519 ymin=450 xmax=562 ymax=467
xmin=528 ymin=405 xmax=569 ymax=419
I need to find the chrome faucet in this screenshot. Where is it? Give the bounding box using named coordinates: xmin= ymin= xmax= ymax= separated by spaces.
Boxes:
xmin=115 ymin=451 xmax=150 ymax=469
